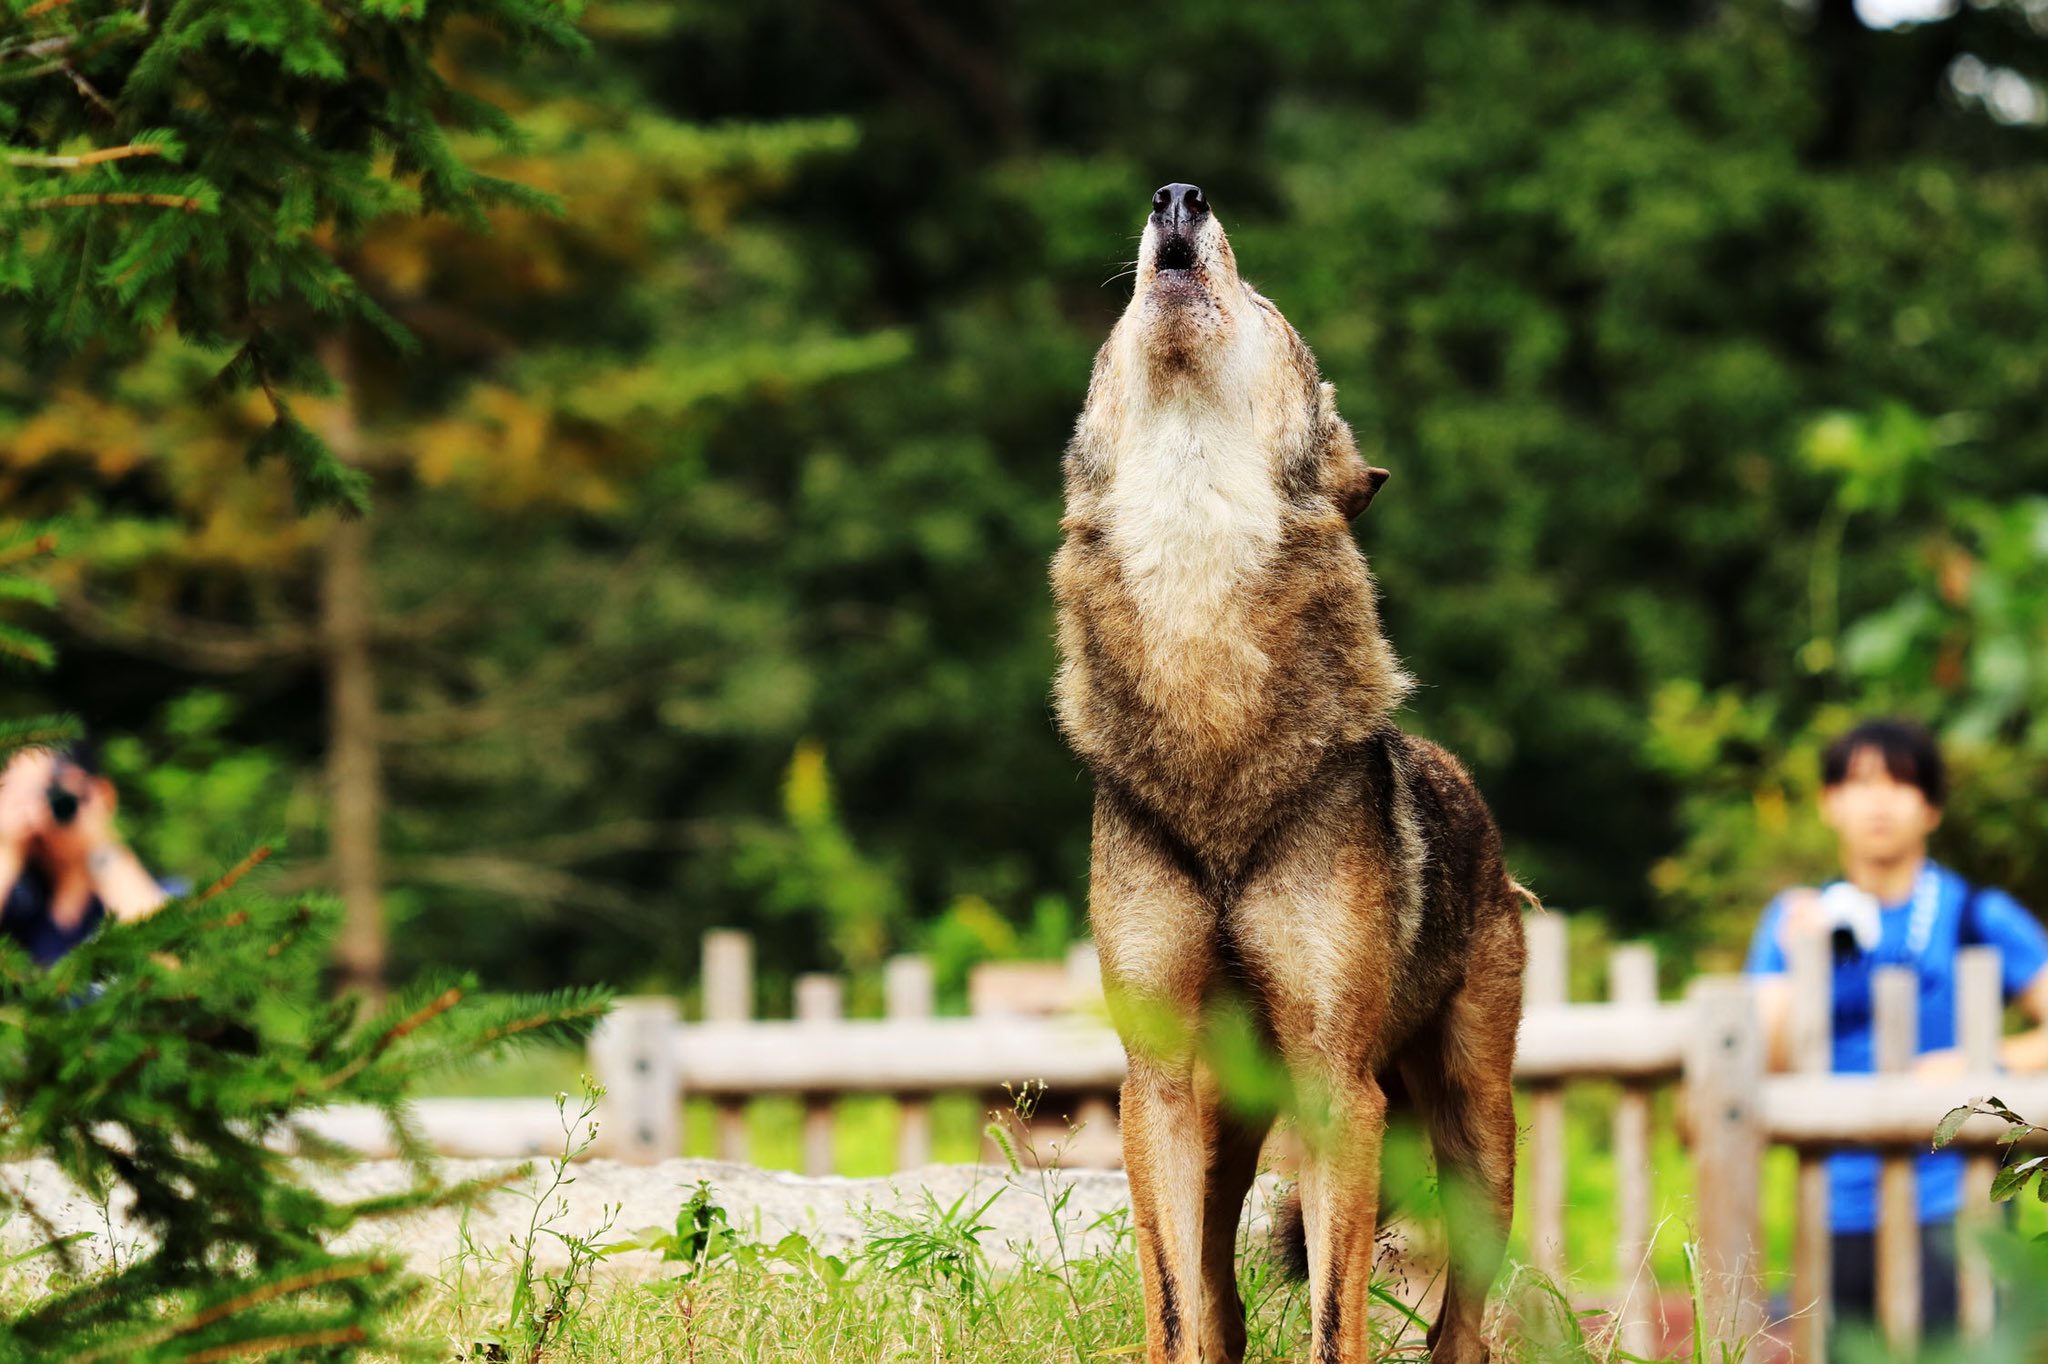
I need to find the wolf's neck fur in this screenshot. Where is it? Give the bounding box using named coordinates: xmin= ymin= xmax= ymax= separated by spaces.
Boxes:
xmin=1103 ymin=384 xmax=1286 ymax=641
xmin=1054 ymin=254 xmax=1410 ymax=866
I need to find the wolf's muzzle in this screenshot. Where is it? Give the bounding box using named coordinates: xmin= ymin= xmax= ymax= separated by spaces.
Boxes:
xmin=1151 ymin=182 xmax=1208 ymax=227
xmin=1150 ymin=183 xmax=1207 ymax=271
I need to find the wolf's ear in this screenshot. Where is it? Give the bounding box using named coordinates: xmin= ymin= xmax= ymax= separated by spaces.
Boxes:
xmin=1337 ymin=465 xmax=1391 ymax=521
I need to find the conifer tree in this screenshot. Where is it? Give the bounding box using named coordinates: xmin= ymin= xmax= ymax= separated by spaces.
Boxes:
xmin=3 ymin=0 xmax=616 ymax=1354
xmin=2 ymin=1 xmax=894 ymax=991
xmin=0 ymin=524 xmax=70 ymax=758
xmin=0 ymin=842 xmax=609 ymax=1358
xmin=1 ymin=0 xmax=586 ymax=512
xmin=0 ymin=533 xmax=613 ymax=1355
xmin=0 ymin=520 xmax=612 ymax=1357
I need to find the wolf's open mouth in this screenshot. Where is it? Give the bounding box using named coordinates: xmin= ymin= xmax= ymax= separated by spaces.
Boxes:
xmin=1155 ymin=232 xmax=1197 ymax=272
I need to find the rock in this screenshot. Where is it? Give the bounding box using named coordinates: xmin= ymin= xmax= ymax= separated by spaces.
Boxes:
xmin=2 ymin=1157 xmax=1293 ymax=1284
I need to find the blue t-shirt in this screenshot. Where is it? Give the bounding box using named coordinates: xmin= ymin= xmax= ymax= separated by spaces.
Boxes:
xmin=0 ymin=863 xmax=106 ymax=967
xmin=1746 ymin=862 xmax=2048 ymax=1233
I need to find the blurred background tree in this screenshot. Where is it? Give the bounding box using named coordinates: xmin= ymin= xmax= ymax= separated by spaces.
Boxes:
xmin=6 ymin=0 xmax=2047 ymax=993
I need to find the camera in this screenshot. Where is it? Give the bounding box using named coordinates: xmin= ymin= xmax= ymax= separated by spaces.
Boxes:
xmin=45 ymin=780 xmax=80 ymax=827
xmin=1817 ymin=881 xmax=1882 ymax=957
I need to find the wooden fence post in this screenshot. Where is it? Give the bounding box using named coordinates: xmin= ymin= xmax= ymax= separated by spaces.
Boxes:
xmin=1609 ymin=943 xmax=1658 ymax=1362
xmin=1873 ymin=967 xmax=1921 ymax=1350
xmin=795 ymin=973 xmax=844 ymax=1176
xmin=703 ymin=929 xmax=753 ymax=1163
xmin=1523 ymin=911 xmax=1569 ymax=1283
xmin=590 ymin=996 xmax=679 ymax=1165
xmin=1685 ymin=975 xmax=1765 ymax=1344
xmin=886 ymin=953 xmax=936 ymax=1169
xmin=1788 ymin=928 xmax=1833 ymax=1364
xmin=1956 ymin=947 xmax=2002 ymax=1339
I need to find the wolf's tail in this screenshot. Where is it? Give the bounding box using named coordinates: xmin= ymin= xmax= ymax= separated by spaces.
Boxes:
xmin=1271 ymin=1189 xmax=1309 ymax=1281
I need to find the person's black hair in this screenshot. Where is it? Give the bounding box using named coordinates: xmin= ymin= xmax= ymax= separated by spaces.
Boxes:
xmin=52 ymin=731 xmax=100 ymax=778
xmin=1821 ymin=718 xmax=1945 ymax=808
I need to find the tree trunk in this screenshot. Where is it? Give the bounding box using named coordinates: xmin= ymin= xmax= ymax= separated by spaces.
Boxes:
xmin=318 ymin=339 xmax=386 ymax=1001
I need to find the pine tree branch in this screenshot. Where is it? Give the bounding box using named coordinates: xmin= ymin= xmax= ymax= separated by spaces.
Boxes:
xmin=0 ymin=532 xmax=57 ymax=571
xmin=14 ymin=191 xmax=203 ymax=211
xmin=0 ymin=720 xmax=78 ymax=763
xmin=375 ymin=674 xmax=656 ymax=744
xmin=374 ymin=987 xmax=463 ymax=1051
xmin=60 ymin=589 xmax=320 ymax=671
xmin=79 ymin=1259 xmax=390 ymax=1361
xmin=62 ymin=60 xmax=114 ymax=115
xmin=3 ymin=143 xmax=164 ymax=169
xmin=0 ymin=36 xmax=74 ymax=63
xmin=193 ymin=846 xmax=275 ymax=904
xmin=469 ymin=999 xmax=610 ymax=1051
xmin=339 ymin=1163 xmax=530 ymax=1222
xmin=317 ymin=987 xmax=465 ymax=1093
xmin=181 ymin=1325 xmax=370 ymax=1362
xmin=74 ymin=1045 xmax=158 ymax=1113
xmin=374 ymin=854 xmax=666 ymax=927
xmin=264 ymin=903 xmax=318 ymax=959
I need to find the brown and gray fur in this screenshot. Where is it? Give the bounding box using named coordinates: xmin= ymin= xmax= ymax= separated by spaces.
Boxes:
xmin=1052 ymin=186 xmax=1527 ymax=1364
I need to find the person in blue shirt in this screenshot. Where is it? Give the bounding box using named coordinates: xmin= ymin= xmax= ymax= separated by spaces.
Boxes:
xmin=1746 ymin=718 xmax=2048 ymax=1335
xmin=0 ymin=741 xmax=170 ymax=966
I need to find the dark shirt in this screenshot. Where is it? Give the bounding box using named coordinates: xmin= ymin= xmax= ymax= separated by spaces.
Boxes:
xmin=1 ymin=862 xmax=106 ymax=966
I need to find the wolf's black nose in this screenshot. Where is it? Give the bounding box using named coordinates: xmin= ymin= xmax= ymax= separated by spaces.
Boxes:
xmin=1151 ymin=183 xmax=1208 ymax=227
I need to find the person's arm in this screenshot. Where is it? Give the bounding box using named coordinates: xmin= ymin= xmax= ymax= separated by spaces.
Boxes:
xmin=1754 ymin=975 xmax=1797 ymax=1073
xmin=72 ymin=781 xmax=167 ymax=922
xmin=1918 ymin=889 xmax=2048 ymax=1078
xmin=1747 ymin=891 xmax=1817 ymax=1073
xmin=0 ymin=752 xmax=49 ymax=907
xmin=85 ymin=839 xmax=168 ymax=922
xmin=2000 ymin=967 xmax=2048 ymax=1071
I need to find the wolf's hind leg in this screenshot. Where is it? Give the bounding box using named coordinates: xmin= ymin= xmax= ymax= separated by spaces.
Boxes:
xmin=1399 ymin=916 xmax=1522 ymax=1364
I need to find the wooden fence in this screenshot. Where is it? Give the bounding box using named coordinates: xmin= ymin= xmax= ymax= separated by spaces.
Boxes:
xmin=303 ymin=916 xmax=2048 ymax=1359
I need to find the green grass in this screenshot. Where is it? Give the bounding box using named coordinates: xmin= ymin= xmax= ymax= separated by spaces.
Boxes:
xmin=389 ymin=1214 xmax=1606 ymax=1363
xmin=383 ymin=1096 xmax=1635 ymax=1364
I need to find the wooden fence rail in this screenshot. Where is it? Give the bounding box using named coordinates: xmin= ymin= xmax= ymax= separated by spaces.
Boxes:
xmin=302 ymin=918 xmax=2048 ymax=1359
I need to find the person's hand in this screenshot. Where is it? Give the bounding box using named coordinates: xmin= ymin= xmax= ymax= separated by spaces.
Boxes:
xmin=0 ymin=749 xmax=54 ymax=856
xmin=35 ymin=762 xmax=121 ymax=872
xmin=68 ymin=774 xmax=119 ymax=856
xmin=1914 ymin=1049 xmax=1970 ymax=1081
xmin=1775 ymin=887 xmax=1825 ymax=950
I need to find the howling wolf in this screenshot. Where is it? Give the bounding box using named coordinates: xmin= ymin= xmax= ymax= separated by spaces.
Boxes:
xmin=1051 ymin=183 xmax=1527 ymax=1364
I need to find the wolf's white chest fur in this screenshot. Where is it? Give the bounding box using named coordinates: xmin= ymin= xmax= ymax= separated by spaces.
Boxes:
xmin=1103 ymin=398 xmax=1284 ymax=640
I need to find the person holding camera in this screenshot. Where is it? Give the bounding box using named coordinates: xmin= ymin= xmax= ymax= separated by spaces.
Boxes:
xmin=1746 ymin=718 xmax=2048 ymax=1333
xmin=0 ymin=742 xmax=169 ymax=966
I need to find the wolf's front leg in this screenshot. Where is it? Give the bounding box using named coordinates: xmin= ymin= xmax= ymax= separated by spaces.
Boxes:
xmin=1298 ymin=1074 xmax=1389 ymax=1364
xmin=1091 ymin=791 xmax=1218 ymax=1362
xmin=1120 ymin=1053 xmax=1210 ymax=1361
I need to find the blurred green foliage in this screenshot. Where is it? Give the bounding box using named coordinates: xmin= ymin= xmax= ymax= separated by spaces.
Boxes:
xmin=5 ymin=0 xmax=2048 ymax=992
xmin=1651 ymin=401 xmax=2048 ymax=956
